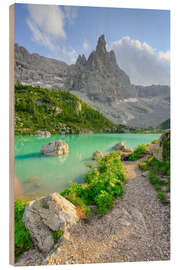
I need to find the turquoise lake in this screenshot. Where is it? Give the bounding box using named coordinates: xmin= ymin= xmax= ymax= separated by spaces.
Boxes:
xmin=15 ymin=133 xmax=160 ymax=198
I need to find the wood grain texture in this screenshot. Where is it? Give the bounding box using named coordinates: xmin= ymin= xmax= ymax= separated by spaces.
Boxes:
xmin=9 ymin=4 xmax=15 ymax=265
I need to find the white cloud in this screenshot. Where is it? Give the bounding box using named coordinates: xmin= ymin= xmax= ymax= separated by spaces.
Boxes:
xmin=64 ymin=6 xmax=78 ymax=24
xmin=83 ymin=40 xmax=91 ymax=52
xmin=111 ymin=36 xmax=170 ymax=86
xmin=27 ymin=4 xmax=66 ymax=39
xmin=27 ymin=18 xmax=55 ymax=51
xmin=158 ymin=51 xmax=170 ymax=61
xmin=26 ymin=4 xmax=78 ymax=64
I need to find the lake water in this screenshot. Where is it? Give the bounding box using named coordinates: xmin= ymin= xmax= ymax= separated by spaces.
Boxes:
xmin=15 ymin=133 xmax=160 ymax=198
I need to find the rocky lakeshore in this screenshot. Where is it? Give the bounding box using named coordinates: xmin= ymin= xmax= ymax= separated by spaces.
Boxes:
xmin=15 ymin=130 xmax=170 ymax=266
xmin=16 ymin=159 xmax=170 ymax=266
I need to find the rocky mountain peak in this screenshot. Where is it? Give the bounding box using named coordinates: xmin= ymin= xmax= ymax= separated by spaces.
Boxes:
xmin=75 ymin=54 xmax=87 ymax=66
xmin=14 ymin=37 xmax=170 ymax=128
xmin=96 ymin=34 xmax=107 ymax=56
xmin=65 ymin=35 xmax=134 ymax=99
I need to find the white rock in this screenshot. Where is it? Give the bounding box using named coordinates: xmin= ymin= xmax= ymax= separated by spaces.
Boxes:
xmin=35 ymin=130 xmax=51 ymax=138
xmin=92 ymin=151 xmax=103 ymax=160
xmin=23 ymin=193 xmax=80 ymax=253
xmin=112 ymin=141 xmax=126 ymax=151
xmin=40 ymin=140 xmax=69 ymax=156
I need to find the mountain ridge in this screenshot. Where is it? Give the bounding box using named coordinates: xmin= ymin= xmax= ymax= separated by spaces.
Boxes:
xmin=14 ymin=35 xmax=170 ymax=128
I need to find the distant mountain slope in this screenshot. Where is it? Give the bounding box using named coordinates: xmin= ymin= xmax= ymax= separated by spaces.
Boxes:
xmin=14 ymin=35 xmax=170 ymax=128
xmin=15 ymin=83 xmax=118 ymax=135
xmin=15 ymin=44 xmax=69 ymax=90
xmin=135 ymin=85 xmax=170 ymax=98
xmin=158 ymin=119 xmax=170 ymax=130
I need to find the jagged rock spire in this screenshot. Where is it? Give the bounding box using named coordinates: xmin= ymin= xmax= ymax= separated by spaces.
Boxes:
xmin=75 ymin=54 xmax=87 ymax=66
xmin=96 ymin=34 xmax=107 ymax=55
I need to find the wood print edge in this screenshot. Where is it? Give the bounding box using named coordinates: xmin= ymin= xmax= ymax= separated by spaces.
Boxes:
xmin=9 ymin=4 xmax=15 ymax=265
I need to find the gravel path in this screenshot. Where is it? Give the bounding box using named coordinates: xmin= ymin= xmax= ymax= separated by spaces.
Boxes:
xmin=16 ymin=159 xmax=170 ymax=266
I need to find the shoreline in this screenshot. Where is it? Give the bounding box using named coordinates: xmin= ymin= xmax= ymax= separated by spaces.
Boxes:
xmin=14 ymin=134 xmax=161 ymax=201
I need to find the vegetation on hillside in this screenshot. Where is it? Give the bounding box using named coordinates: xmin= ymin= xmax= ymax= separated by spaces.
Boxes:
xmin=60 ymin=150 xmax=127 ymax=217
xmin=15 ymin=83 xmax=118 ymax=135
xmin=158 ymin=119 xmax=170 ymax=130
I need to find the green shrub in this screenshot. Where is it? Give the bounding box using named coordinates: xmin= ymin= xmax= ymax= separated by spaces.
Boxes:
xmin=151 ymin=138 xmax=158 ymax=144
xmin=128 ymin=144 xmax=148 ymax=161
xmin=161 ymin=138 xmax=170 ymax=162
xmin=139 ymin=152 xmax=170 ymax=204
xmin=147 ymin=157 xmax=170 ymax=176
xmin=148 ymin=171 xmax=165 ymax=190
xmin=14 ymin=200 xmax=32 ymax=258
xmin=95 ymin=190 xmax=114 ymax=216
xmin=157 ymin=190 xmax=165 ymax=202
xmin=61 ymin=151 xmax=127 ymax=217
xmin=138 ymin=161 xmax=149 ymax=171
xmin=52 ymin=229 xmax=63 ymax=243
xmin=60 ymin=184 xmax=91 ymax=217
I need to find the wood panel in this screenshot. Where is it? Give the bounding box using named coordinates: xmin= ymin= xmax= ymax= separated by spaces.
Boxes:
xmin=9 ymin=4 xmax=15 ymax=265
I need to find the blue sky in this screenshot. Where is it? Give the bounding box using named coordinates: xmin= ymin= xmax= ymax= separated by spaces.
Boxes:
xmin=14 ymin=4 xmax=170 ymax=85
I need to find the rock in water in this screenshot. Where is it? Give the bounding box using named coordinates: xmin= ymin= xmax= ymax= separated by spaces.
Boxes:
xmin=23 ymin=193 xmax=80 ymax=253
xmin=35 ymin=130 xmax=51 ymax=137
xmin=92 ymin=150 xmax=103 ymax=160
xmin=112 ymin=141 xmax=126 ymax=151
xmin=40 ymin=140 xmax=69 ymax=156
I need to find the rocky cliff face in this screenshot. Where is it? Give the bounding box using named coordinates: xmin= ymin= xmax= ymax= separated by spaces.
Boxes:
xmin=15 ymin=43 xmax=69 ymax=89
xmin=65 ymin=35 xmax=136 ymax=102
xmin=14 ymin=35 xmax=170 ymax=128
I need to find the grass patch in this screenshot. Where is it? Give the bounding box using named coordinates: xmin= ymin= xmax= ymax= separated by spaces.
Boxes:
xmin=61 ymin=150 xmax=127 ymax=217
xmin=41 ymin=203 xmax=49 ymax=209
xmin=14 ymin=200 xmax=32 ymax=259
xmin=146 ymin=157 xmax=170 ymax=176
xmin=52 ymin=229 xmax=63 ymax=243
xmin=151 ymin=138 xmax=158 ymax=144
xmin=138 ymin=161 xmax=149 ymax=171
xmin=128 ymin=144 xmax=148 ymax=161
xmin=139 ymin=156 xmax=170 ymax=203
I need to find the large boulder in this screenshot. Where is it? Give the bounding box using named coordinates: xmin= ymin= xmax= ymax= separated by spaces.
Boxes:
xmin=112 ymin=142 xmax=133 ymax=152
xmin=112 ymin=142 xmax=126 ymax=151
xmin=35 ymin=130 xmax=51 ymax=138
xmin=40 ymin=140 xmax=69 ymax=156
xmin=92 ymin=150 xmax=103 ymax=160
xmin=23 ymin=193 xmax=80 ymax=253
xmin=151 ymin=129 xmax=170 ymax=162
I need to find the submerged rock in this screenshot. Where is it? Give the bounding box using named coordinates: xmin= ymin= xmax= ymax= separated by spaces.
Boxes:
xmin=112 ymin=142 xmax=133 ymax=153
xmin=40 ymin=140 xmax=69 ymax=156
xmin=112 ymin=141 xmax=126 ymax=151
xmin=92 ymin=150 xmax=103 ymax=160
xmin=35 ymin=130 xmax=51 ymax=138
xmin=23 ymin=193 xmax=80 ymax=253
